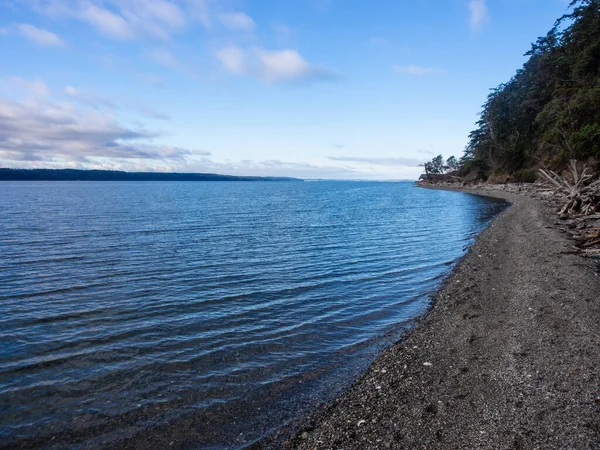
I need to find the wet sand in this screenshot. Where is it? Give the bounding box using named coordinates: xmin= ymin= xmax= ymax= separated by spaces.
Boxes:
xmin=287 ymin=188 xmax=600 ymax=449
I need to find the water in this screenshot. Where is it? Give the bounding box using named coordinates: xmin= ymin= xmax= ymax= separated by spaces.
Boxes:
xmin=0 ymin=181 xmax=506 ymax=449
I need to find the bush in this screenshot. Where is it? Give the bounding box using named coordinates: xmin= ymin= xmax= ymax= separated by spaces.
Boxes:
xmin=512 ymin=169 xmax=538 ymax=183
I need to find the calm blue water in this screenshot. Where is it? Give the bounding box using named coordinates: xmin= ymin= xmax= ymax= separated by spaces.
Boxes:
xmin=0 ymin=181 xmax=505 ymax=449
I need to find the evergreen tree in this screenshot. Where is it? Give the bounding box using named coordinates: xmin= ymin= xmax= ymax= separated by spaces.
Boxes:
xmin=465 ymin=0 xmax=600 ymax=177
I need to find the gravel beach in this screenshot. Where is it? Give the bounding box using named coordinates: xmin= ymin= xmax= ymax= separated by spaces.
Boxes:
xmin=287 ymin=189 xmax=600 ymax=450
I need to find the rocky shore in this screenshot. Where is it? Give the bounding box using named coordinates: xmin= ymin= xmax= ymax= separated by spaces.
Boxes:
xmin=285 ymin=187 xmax=599 ymax=449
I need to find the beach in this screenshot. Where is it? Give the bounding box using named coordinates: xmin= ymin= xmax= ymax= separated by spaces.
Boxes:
xmin=286 ymin=188 xmax=600 ymax=449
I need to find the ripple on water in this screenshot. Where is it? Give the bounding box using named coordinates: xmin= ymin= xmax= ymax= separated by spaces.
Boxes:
xmin=0 ymin=181 xmax=506 ymax=448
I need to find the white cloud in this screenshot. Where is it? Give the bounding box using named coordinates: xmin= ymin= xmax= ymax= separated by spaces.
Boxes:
xmin=0 ymin=92 xmax=203 ymax=169
xmin=148 ymin=48 xmax=182 ymax=69
xmin=130 ymin=0 xmax=185 ymax=29
xmin=24 ymin=0 xmax=254 ymax=40
xmin=14 ymin=23 xmax=65 ymax=46
xmin=63 ymin=86 xmax=79 ymax=96
xmin=64 ymin=85 xmax=170 ymax=120
xmin=328 ymin=156 xmax=427 ymax=167
xmin=18 ymin=1 xmax=339 ymax=86
xmin=116 ymin=0 xmax=186 ymax=40
xmin=216 ymin=46 xmax=247 ymax=74
xmin=256 ymin=49 xmax=313 ymax=82
xmin=187 ymin=157 xmax=423 ymax=180
xmin=218 ymin=12 xmax=255 ymax=32
xmin=0 ymin=76 xmax=50 ymax=97
xmin=0 ymin=98 xmax=166 ymax=163
xmin=135 ymin=106 xmax=171 ymax=120
xmin=64 ymin=85 xmax=118 ymax=109
xmin=468 ymin=0 xmax=489 ymax=31
xmin=0 ymin=96 xmax=362 ymax=177
xmin=2 ymin=154 xmax=360 ymax=179
xmin=78 ymin=1 xmax=134 ymax=39
xmin=394 ymin=65 xmax=442 ymax=76
xmin=0 ymin=88 xmax=418 ymax=179
xmin=216 ymin=46 xmax=339 ymax=83
xmin=29 ymin=0 xmax=188 ymax=40
xmin=183 ymin=0 xmax=211 ymax=28
xmin=185 ymin=158 xmax=360 ymax=179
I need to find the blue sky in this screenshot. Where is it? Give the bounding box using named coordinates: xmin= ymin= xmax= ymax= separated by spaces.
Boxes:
xmin=0 ymin=0 xmax=572 ymax=179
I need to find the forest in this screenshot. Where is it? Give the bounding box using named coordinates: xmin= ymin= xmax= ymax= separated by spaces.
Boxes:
xmin=433 ymin=0 xmax=600 ymax=182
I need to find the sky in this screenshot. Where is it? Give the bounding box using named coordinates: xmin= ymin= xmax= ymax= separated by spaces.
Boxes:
xmin=0 ymin=0 xmax=573 ymax=180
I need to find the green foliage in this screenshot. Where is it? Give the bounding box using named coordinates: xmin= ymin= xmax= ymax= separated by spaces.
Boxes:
xmin=572 ymin=123 xmax=600 ymax=158
xmin=446 ymin=156 xmax=460 ymax=171
xmin=423 ymin=154 xmax=446 ymax=174
xmin=421 ymin=154 xmax=463 ymax=179
xmin=512 ymin=169 xmax=538 ymax=183
xmin=460 ymin=158 xmax=489 ymax=180
xmin=466 ymin=0 xmax=600 ymax=177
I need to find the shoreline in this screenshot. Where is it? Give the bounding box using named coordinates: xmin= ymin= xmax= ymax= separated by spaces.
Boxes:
xmin=281 ymin=186 xmax=599 ymax=449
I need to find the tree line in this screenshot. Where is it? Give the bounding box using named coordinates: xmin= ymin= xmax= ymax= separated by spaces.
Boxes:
xmin=0 ymin=168 xmax=300 ymax=182
xmin=424 ymin=1 xmax=600 ymax=182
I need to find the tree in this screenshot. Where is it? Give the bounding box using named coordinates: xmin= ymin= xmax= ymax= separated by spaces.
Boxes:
xmin=430 ymin=155 xmax=445 ymax=174
xmin=446 ymin=156 xmax=460 ymax=172
xmin=463 ymin=0 xmax=600 ymax=176
xmin=422 ymin=154 xmax=459 ymax=176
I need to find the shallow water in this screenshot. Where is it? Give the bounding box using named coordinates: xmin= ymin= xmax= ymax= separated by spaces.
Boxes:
xmin=0 ymin=181 xmax=506 ymax=448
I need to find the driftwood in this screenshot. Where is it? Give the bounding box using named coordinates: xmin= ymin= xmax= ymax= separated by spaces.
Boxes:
xmin=538 ymin=160 xmax=600 ymax=215
xmin=534 ymin=161 xmax=600 ymax=256
xmin=581 ymin=238 xmax=600 ymax=248
xmin=583 ymin=248 xmax=600 ymax=255
xmin=417 ymin=161 xmax=600 ymax=257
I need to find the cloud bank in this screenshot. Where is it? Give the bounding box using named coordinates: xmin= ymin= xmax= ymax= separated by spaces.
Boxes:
xmin=0 ymin=86 xmax=203 ymax=166
xmin=0 ymin=89 xmax=420 ymax=179
xmin=328 ymin=156 xmax=427 ymax=167
xmin=0 ymin=78 xmax=364 ymax=178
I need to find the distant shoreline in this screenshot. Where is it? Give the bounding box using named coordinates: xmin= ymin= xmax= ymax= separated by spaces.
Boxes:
xmin=285 ymin=186 xmax=600 ymax=449
xmin=0 ymin=168 xmax=302 ymax=182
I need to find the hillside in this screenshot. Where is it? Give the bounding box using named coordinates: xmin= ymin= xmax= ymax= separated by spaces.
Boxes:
xmin=463 ymin=0 xmax=600 ymax=181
